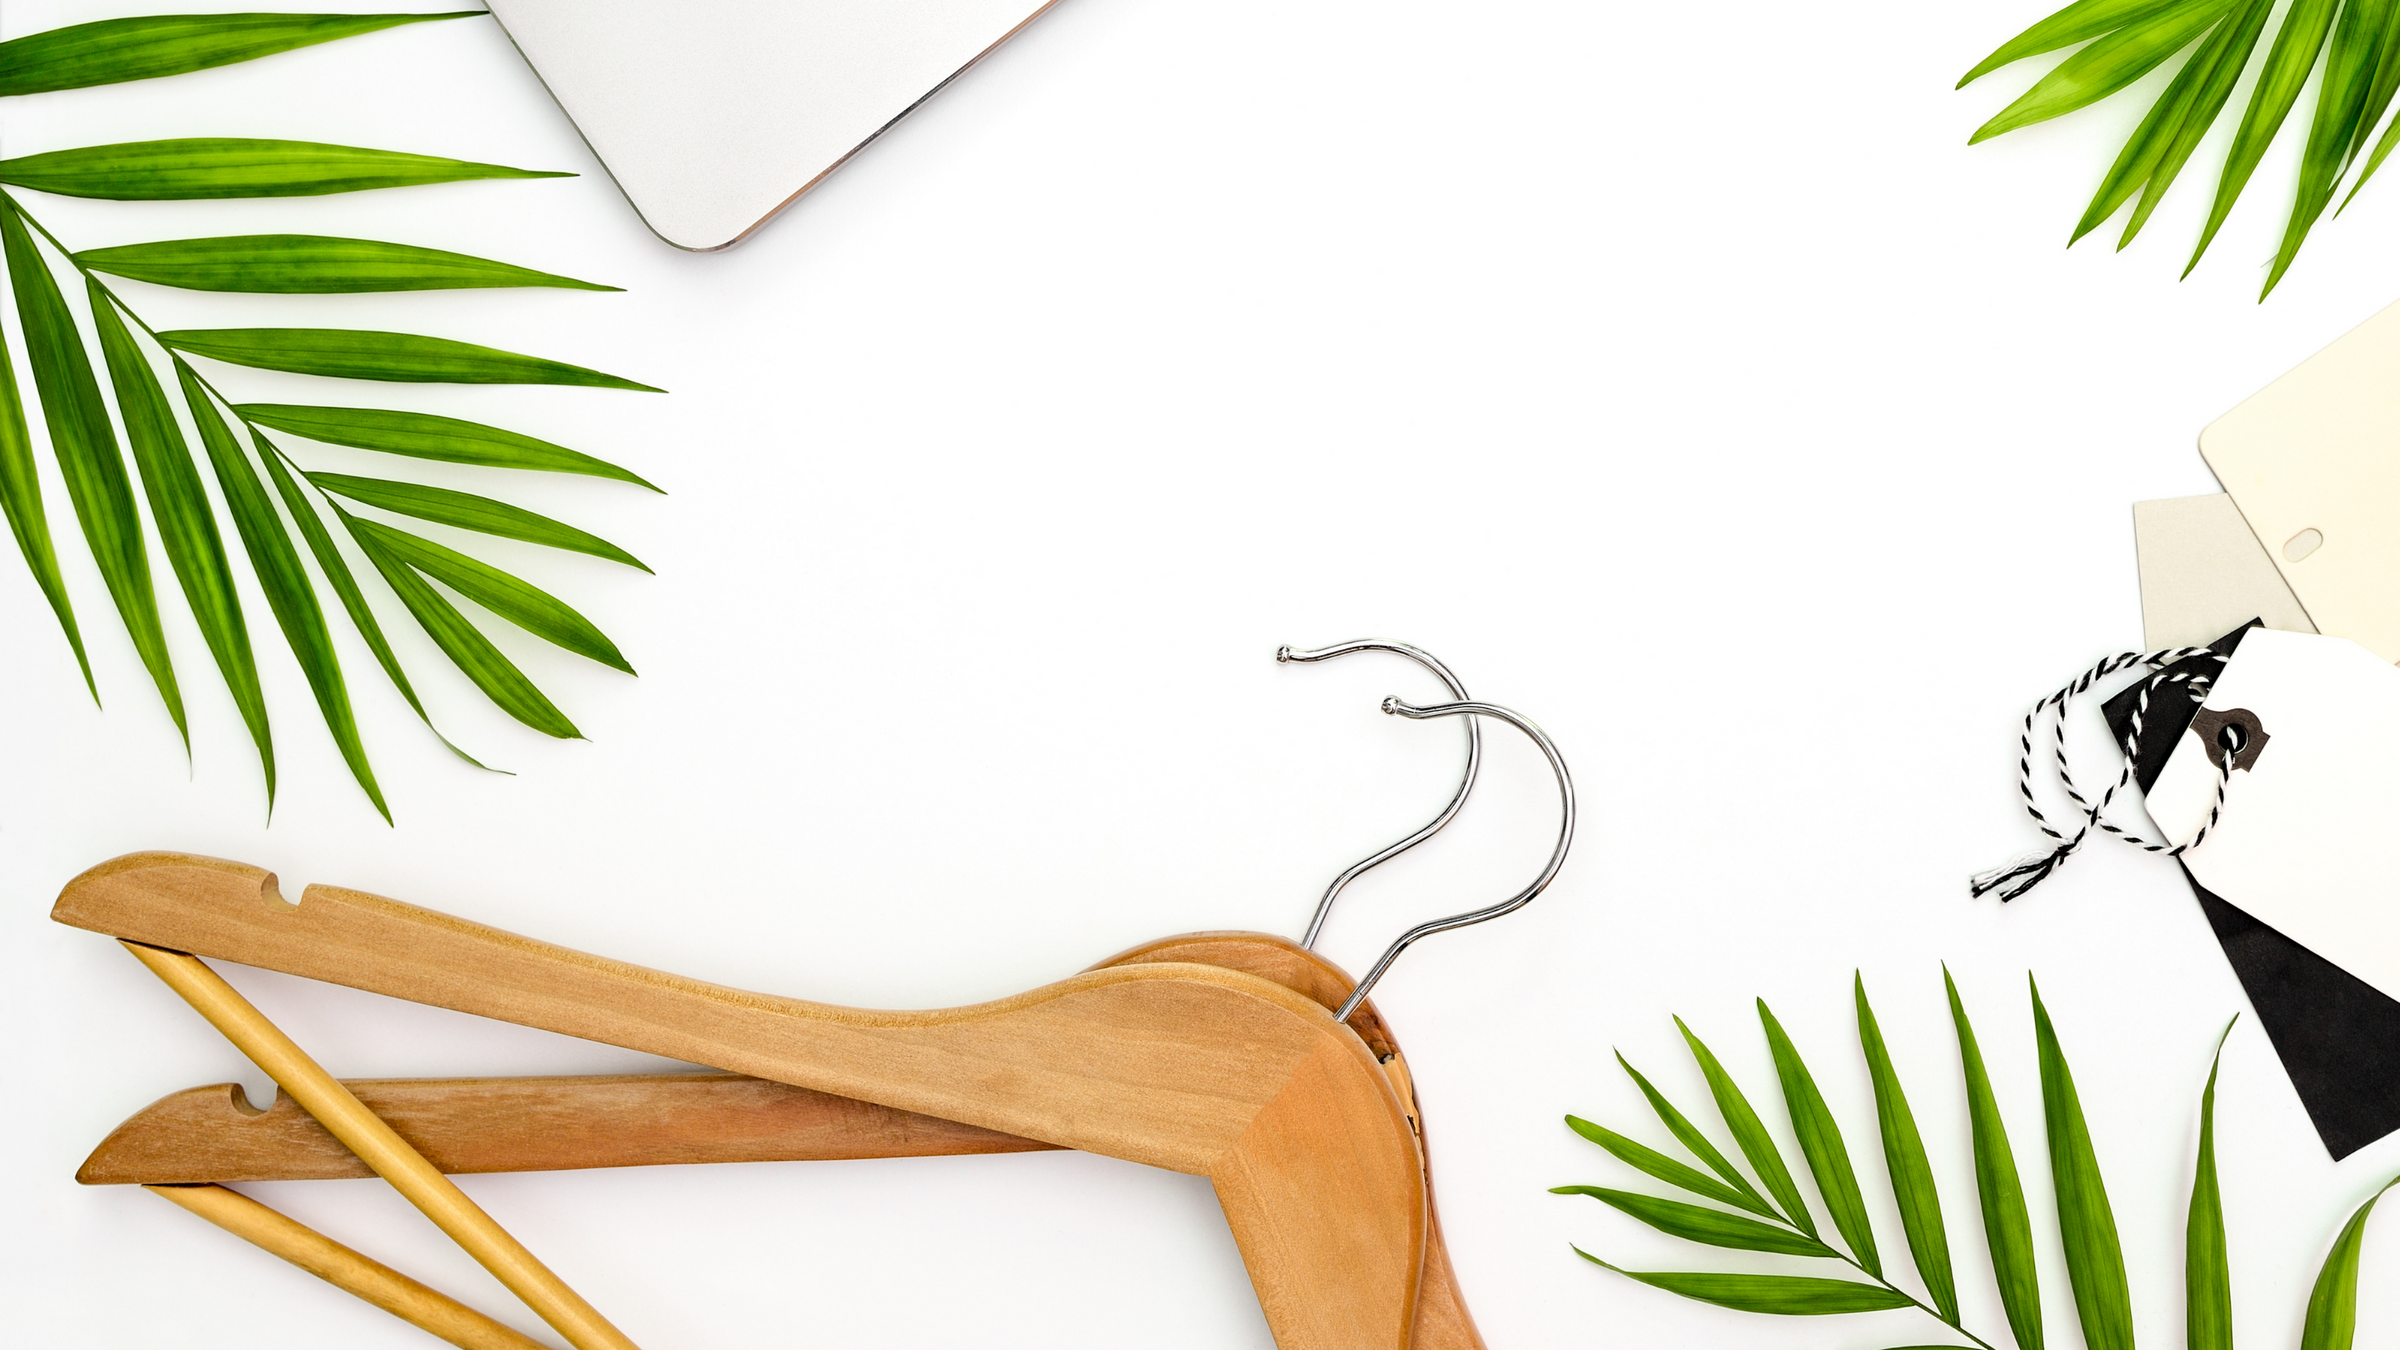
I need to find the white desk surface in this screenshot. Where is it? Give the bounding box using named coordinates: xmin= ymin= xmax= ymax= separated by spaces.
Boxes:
xmin=3 ymin=2 xmax=2396 ymax=1346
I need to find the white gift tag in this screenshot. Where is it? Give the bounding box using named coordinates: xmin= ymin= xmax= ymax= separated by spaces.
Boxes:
xmin=2149 ymin=628 xmax=2400 ymax=1004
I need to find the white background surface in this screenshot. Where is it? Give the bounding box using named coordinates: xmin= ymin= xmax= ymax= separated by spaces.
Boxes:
xmin=4 ymin=2 xmax=2398 ymax=1347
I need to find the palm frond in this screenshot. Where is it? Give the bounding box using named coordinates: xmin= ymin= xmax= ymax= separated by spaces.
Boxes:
xmin=1560 ymin=973 xmax=2394 ymax=1350
xmin=1963 ymin=0 xmax=2400 ymax=294
xmin=0 ymin=11 xmax=655 ymax=815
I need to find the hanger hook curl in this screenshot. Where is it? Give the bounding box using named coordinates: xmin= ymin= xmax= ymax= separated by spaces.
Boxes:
xmin=1276 ymin=640 xmax=1482 ymax=949
xmin=1332 ymin=697 xmax=1575 ymax=1024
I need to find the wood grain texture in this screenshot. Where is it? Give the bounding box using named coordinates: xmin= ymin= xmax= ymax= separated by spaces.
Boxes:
xmin=147 ymin=1184 xmax=549 ymax=1350
xmin=122 ymin=942 xmax=641 ymax=1350
xmin=57 ymin=853 xmax=1426 ymax=1350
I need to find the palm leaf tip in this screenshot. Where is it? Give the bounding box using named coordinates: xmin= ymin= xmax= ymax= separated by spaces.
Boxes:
xmin=1758 ymin=998 xmax=1880 ymax=1274
xmin=157 ymin=328 xmax=662 ymax=391
xmin=0 ymin=12 xmax=485 ymax=98
xmin=233 ymin=403 xmax=660 ymax=491
xmin=1571 ymin=1247 xmax=1914 ymax=1314
xmin=307 ymin=472 xmax=649 ymax=571
xmin=1564 ymin=1113 xmax=1782 ymax=1218
xmin=1675 ymin=1015 xmax=1819 ymax=1238
xmin=2301 ymin=1174 xmax=2400 ymax=1349
xmin=76 ymin=235 xmax=621 ymax=294
xmin=1614 ymin=1052 xmax=1780 ymax=1215
xmin=1945 ymin=966 xmax=2045 ymax=1350
xmin=1856 ymin=972 xmax=1959 ymax=1325
xmin=2187 ymin=1016 xmax=2237 ymax=1350
xmin=1553 ymin=1185 xmax=1838 ymax=1258
xmin=2 ymin=196 xmax=185 ymax=741
xmin=0 ymin=140 xmax=571 ymax=201
xmin=0 ymin=244 xmax=91 ymax=696
xmin=2030 ymin=976 xmax=2134 ymax=1350
xmin=181 ymin=374 xmax=390 ymax=821
xmin=91 ymin=285 xmax=274 ymax=794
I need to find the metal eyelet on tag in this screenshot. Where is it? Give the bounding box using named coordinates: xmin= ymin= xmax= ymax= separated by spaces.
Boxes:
xmin=2187 ymin=707 xmax=2270 ymax=772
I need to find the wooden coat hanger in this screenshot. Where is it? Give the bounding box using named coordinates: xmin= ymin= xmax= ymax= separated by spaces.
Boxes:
xmin=56 ymin=643 xmax=1573 ymax=1350
xmin=79 ymin=932 xmax=1485 ymax=1348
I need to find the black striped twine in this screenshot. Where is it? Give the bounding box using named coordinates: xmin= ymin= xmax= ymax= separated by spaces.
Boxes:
xmin=1969 ymin=645 xmax=2238 ymax=902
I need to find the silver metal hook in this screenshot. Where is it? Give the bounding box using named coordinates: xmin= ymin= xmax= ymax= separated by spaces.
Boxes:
xmin=1331 ymin=697 xmax=1575 ymax=1024
xmin=1276 ymin=640 xmax=1482 ymax=949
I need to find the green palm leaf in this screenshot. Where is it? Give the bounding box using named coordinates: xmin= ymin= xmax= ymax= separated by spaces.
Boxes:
xmin=91 ymin=288 xmax=271 ymax=795
xmin=2120 ymin=0 xmax=2273 ymax=245
xmin=1617 ymin=1053 xmax=1780 ymax=1217
xmin=1572 ymin=1250 xmax=1914 ymax=1314
xmin=1971 ymin=0 xmax=2235 ymax=144
xmin=1 ymin=197 xmax=182 ymax=737
xmin=0 ymin=235 xmax=87 ymax=693
xmin=1759 ymin=1000 xmax=1881 ymax=1275
xmin=236 ymin=404 xmax=657 ymax=488
xmin=2264 ymin=0 xmax=2396 ymax=294
xmin=2187 ymin=1018 xmax=2236 ymax=1350
xmin=1677 ymin=1017 xmax=1818 ymax=1239
xmin=2031 ymin=978 xmax=2133 ymax=1350
xmin=2301 ymin=1175 xmax=2400 ymax=1350
xmin=1552 ymin=1187 xmax=1840 ymax=1258
xmin=1960 ymin=0 xmax=2185 ymax=86
xmin=0 ymin=12 xmax=648 ymax=812
xmin=2187 ymin=0 xmax=2339 ymax=275
xmin=1857 ymin=974 xmax=1958 ymax=1326
xmin=2345 ymin=2 xmax=2400 ymax=169
xmin=0 ymin=12 xmax=478 ymax=97
xmin=0 ymin=139 xmax=569 ymax=200
xmin=1946 ymin=968 xmax=2043 ymax=1350
xmin=1565 ymin=1114 xmax=1782 ymax=1218
xmin=250 ymin=432 xmax=489 ymax=773
xmin=340 ymin=504 xmax=581 ymax=740
xmin=345 ymin=518 xmax=632 ymax=673
xmin=307 ymin=474 xmax=647 ymax=570
xmin=2071 ymin=0 xmax=2260 ymax=244
xmin=160 ymin=328 xmax=660 ymax=389
xmin=181 ymin=374 xmax=387 ymax=820
xmin=78 ymin=235 xmax=617 ymax=294
xmin=2342 ymin=73 xmax=2400 ymax=204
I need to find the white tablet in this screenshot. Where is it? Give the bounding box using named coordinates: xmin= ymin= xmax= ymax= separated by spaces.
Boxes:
xmin=487 ymin=0 xmax=1063 ymax=250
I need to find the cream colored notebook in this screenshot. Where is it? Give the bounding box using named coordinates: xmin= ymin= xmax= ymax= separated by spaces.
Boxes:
xmin=2200 ymin=300 xmax=2400 ymax=663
